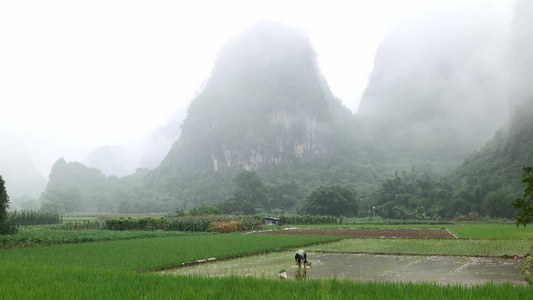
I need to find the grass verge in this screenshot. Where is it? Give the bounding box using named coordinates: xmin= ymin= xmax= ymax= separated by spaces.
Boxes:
xmin=284 ymin=223 xmax=533 ymax=239
xmin=0 ymin=224 xmax=209 ymax=249
xmin=306 ymin=238 xmax=532 ymax=257
xmin=0 ymin=234 xmax=344 ymax=271
xmin=1 ymin=261 xmax=532 ymax=300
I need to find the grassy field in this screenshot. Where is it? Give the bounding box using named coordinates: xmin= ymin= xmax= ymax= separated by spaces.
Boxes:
xmin=1 ymin=262 xmax=531 ymax=299
xmin=1 ymin=222 xmax=533 ymax=299
xmin=286 ymin=223 xmax=533 ymax=239
xmin=0 ymin=234 xmax=342 ymax=271
xmin=0 ymin=224 xmax=209 ymax=249
xmin=307 ymin=238 xmax=532 ymax=257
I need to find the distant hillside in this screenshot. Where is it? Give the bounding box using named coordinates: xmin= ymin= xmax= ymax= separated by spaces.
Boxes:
xmin=83 ymin=105 xmax=187 ymax=177
xmin=40 ymin=158 xmax=150 ymax=213
xmin=444 ymin=0 xmax=533 ymax=215
xmin=368 ymin=1 xmax=533 ymax=220
xmin=357 ymin=4 xmax=509 ymax=164
xmin=0 ymin=131 xmax=46 ymax=199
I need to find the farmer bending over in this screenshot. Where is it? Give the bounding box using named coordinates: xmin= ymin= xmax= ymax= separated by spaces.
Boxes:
xmin=295 ymin=249 xmax=307 ymax=268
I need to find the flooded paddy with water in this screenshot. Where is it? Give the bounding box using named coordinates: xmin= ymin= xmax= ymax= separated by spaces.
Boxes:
xmin=162 ymin=251 xmax=527 ymax=286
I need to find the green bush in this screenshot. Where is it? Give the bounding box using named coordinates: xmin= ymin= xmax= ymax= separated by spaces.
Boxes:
xmin=0 ymin=215 xmax=18 ymax=234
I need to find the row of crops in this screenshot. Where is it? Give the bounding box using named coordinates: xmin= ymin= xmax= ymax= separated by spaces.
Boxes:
xmin=65 ymin=215 xmax=264 ymax=232
xmin=64 ymin=214 xmax=341 ymax=232
xmin=277 ymin=214 xmax=341 ymax=225
xmin=8 ymin=210 xmax=62 ymax=226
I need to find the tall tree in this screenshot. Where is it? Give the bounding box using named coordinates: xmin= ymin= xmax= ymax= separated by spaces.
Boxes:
xmin=229 ymin=171 xmax=269 ymax=214
xmin=0 ymin=175 xmax=9 ymax=223
xmin=513 ymin=166 xmax=533 ymax=226
xmin=40 ymin=187 xmax=82 ymax=214
xmin=303 ymin=184 xmax=359 ymax=217
xmin=0 ymin=175 xmax=17 ymax=234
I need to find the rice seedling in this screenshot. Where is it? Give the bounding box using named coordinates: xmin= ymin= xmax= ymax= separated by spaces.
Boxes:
xmin=284 ymin=223 xmax=533 ymax=239
xmin=1 ymin=261 xmax=532 ymax=300
xmin=0 ymin=224 xmax=207 ymax=249
xmin=307 ymin=238 xmax=533 ymax=257
xmin=0 ymin=234 xmax=343 ymax=271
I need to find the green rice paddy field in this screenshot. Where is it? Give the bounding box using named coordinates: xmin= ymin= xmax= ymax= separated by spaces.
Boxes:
xmin=1 ymin=223 xmax=533 ymax=299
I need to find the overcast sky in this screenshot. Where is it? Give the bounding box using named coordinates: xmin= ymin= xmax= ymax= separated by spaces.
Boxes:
xmin=0 ymin=0 xmax=514 ymax=177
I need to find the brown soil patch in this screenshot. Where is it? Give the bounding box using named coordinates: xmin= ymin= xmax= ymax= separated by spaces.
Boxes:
xmin=253 ymin=228 xmax=455 ymax=239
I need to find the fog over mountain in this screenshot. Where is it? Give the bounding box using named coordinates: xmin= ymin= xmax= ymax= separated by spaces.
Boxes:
xmin=0 ymin=129 xmax=46 ymax=199
xmin=358 ymin=2 xmax=511 ymax=163
xmin=83 ymin=104 xmax=188 ymax=177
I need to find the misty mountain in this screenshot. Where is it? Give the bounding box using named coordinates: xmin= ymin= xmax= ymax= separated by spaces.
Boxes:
xmin=83 ymin=106 xmax=187 ymax=176
xmin=143 ymin=21 xmax=386 ymax=209
xmin=40 ymin=157 xmax=149 ymax=213
xmin=446 ymin=0 xmax=533 ymax=207
xmin=42 ymin=10 xmax=532 ymax=217
xmin=367 ymin=0 xmax=533 ymax=220
xmin=357 ymin=4 xmax=510 ymax=164
xmin=0 ymin=131 xmax=46 ymax=199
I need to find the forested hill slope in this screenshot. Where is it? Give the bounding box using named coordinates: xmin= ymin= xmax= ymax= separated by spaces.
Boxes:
xmin=144 ymin=22 xmax=387 ymax=209
xmin=357 ymin=4 xmax=509 ymax=164
xmin=447 ymin=0 xmax=533 ymax=210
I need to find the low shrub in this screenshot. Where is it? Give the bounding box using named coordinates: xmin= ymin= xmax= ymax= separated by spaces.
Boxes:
xmin=0 ymin=215 xmax=18 ymax=234
xmin=521 ymin=255 xmax=533 ymax=284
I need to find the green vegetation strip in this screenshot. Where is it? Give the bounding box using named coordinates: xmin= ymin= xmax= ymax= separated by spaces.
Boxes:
xmin=0 ymin=234 xmax=342 ymax=271
xmin=286 ymin=223 xmax=533 ymax=239
xmin=1 ymin=261 xmax=531 ymax=300
xmin=0 ymin=225 xmax=207 ymax=249
xmin=307 ymin=238 xmax=533 ymax=257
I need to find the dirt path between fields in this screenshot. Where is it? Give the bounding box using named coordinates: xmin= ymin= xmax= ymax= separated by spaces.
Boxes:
xmin=251 ymin=228 xmax=456 ymax=239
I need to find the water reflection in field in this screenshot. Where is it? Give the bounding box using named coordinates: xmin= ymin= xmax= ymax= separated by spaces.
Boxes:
xmin=163 ymin=251 xmax=526 ymax=286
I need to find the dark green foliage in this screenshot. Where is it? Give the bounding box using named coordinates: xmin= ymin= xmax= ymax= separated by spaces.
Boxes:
xmin=482 ymin=188 xmax=515 ymax=219
xmin=371 ymin=169 xmax=452 ymax=219
xmin=0 ymin=175 xmax=18 ymax=234
xmin=186 ymin=203 xmax=222 ymax=216
xmin=512 ymin=166 xmax=533 ymax=226
xmin=40 ymin=187 xmax=82 ymax=214
xmin=220 ymin=171 xmax=269 ymax=214
xmin=0 ymin=175 xmax=8 ymax=221
xmin=303 ymin=184 xmax=359 ymax=217
xmin=444 ymin=102 xmax=533 ymax=219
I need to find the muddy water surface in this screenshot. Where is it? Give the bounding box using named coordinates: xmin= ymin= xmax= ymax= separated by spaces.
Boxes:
xmin=163 ymin=251 xmax=526 ymax=286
